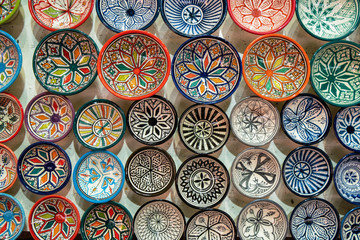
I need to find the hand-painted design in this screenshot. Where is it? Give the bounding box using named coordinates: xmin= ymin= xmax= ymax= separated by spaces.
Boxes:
xmin=126 ymin=147 xmax=175 ymax=196
xmin=80 ymin=202 xmax=132 ymax=240
xmin=231 ymin=148 xmax=281 ymax=198
xmin=33 ymin=29 xmax=98 ymax=95
xmin=0 ymin=93 xmax=23 ymax=143
xmin=25 ymin=93 xmax=74 ymax=142
xmin=334 ymin=153 xmax=360 ymax=204
xmin=238 ymin=200 xmax=288 ymax=240
xmin=29 ymin=0 xmax=93 ymax=30
xmin=179 ymin=104 xmax=230 ymax=154
xmin=161 ymin=0 xmax=226 ymax=37
xmin=281 ymin=94 xmax=331 ymax=144
xmin=341 ymin=207 xmax=360 ymax=240
xmin=228 ymin=0 xmax=294 ymax=34
xmin=176 ymin=155 xmax=229 ymax=209
xmin=0 ymin=144 xmax=17 ymax=192
xmin=186 ymin=209 xmax=236 ymax=240
xmin=98 ymin=31 xmax=170 ymax=100
xmin=335 ymin=106 xmax=360 ymax=152
xmin=0 ymin=0 xmax=20 ymax=24
xmin=290 ymin=198 xmax=340 ymax=240
xmin=243 ymin=35 xmax=309 ymax=101
xmin=230 ymin=97 xmax=279 ymax=146
xmin=311 ymin=41 xmax=360 ymax=107
xmin=17 ymin=142 xmax=71 ymax=194
xmin=127 ymin=95 xmax=177 ymax=145
xmin=172 ymin=36 xmax=241 ymax=104
xmin=74 ymin=99 xmax=126 ymax=150
xmin=29 ymin=196 xmax=80 ymax=240
xmin=283 ymin=146 xmax=332 ymax=197
xmin=134 ymin=200 xmax=185 ymax=240
xmin=74 ymin=151 xmax=125 ymax=203
xmin=0 ymin=193 xmax=25 ymax=240
xmin=296 ymin=0 xmax=360 ymax=40
xmin=96 ymin=0 xmax=159 ymax=32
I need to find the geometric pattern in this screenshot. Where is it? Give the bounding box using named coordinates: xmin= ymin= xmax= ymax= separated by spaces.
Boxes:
xmin=0 ymin=193 xmax=24 ymax=240
xmin=0 ymin=93 xmax=22 ymax=142
xmin=0 ymin=144 xmax=17 ymax=192
xmin=335 ymin=106 xmax=360 ymax=152
xmin=341 ymin=207 xmax=360 ymax=240
xmin=0 ymin=0 xmax=19 ymax=24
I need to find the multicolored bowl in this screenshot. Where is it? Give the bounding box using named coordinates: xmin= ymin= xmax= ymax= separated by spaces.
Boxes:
xmin=0 ymin=0 xmax=21 ymax=25
xmin=0 ymin=143 xmax=17 ymax=192
xmin=0 ymin=92 xmax=23 ymax=143
xmin=0 ymin=193 xmax=25 ymax=240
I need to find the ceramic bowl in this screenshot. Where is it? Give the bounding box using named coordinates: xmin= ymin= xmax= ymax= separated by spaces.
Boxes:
xmin=29 ymin=195 xmax=80 ymax=240
xmin=290 ymin=198 xmax=340 ymax=240
xmin=334 ymin=153 xmax=360 ymax=205
xmin=341 ymin=207 xmax=360 ymax=240
xmin=283 ymin=146 xmax=332 ymax=197
xmin=230 ymin=96 xmax=280 ymax=146
xmin=179 ymin=104 xmax=230 ymax=154
xmin=281 ymin=94 xmax=331 ymax=145
xmin=80 ymin=202 xmax=133 ymax=240
xmin=73 ymin=151 xmax=125 ymax=203
xmin=133 ymin=200 xmax=185 ymax=240
xmin=25 ymin=92 xmax=74 ymax=142
xmin=0 ymin=143 xmax=17 ymax=192
xmin=17 ymin=142 xmax=71 ymax=195
xmin=296 ymin=0 xmax=360 ymax=41
xmin=0 ymin=0 xmax=20 ymax=25
xmin=125 ymin=147 xmax=175 ymax=197
xmin=161 ymin=0 xmax=227 ymax=37
xmin=29 ymin=0 xmax=94 ymax=31
xmin=311 ymin=41 xmax=360 ymax=107
xmin=96 ymin=0 xmax=160 ymax=32
xmin=243 ymin=34 xmax=310 ymax=102
xmin=237 ymin=199 xmax=288 ymax=240
xmin=334 ymin=106 xmax=360 ymax=152
xmin=98 ymin=30 xmax=171 ymax=100
xmin=33 ymin=29 xmax=99 ymax=95
xmin=0 ymin=193 xmax=25 ymax=240
xmin=127 ymin=95 xmax=177 ymax=145
xmin=73 ymin=99 xmax=126 ymax=150
xmin=0 ymin=92 xmax=23 ymax=143
xmin=172 ymin=35 xmax=241 ymax=104
xmin=228 ymin=0 xmax=295 ymax=34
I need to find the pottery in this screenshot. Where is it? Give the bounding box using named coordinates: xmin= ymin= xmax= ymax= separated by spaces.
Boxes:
xmin=0 ymin=193 xmax=25 ymax=240
xmin=0 ymin=143 xmax=17 ymax=192
xmin=0 ymin=92 xmax=23 ymax=143
xmin=0 ymin=0 xmax=20 ymax=25
xmin=341 ymin=207 xmax=360 ymax=240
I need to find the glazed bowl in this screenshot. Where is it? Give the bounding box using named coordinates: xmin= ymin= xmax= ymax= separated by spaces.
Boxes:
xmin=243 ymin=34 xmax=310 ymax=102
xmin=341 ymin=207 xmax=360 ymax=240
xmin=29 ymin=0 xmax=94 ymax=31
xmin=0 ymin=193 xmax=25 ymax=240
xmin=33 ymin=29 xmax=99 ymax=95
xmin=0 ymin=92 xmax=23 ymax=143
xmin=0 ymin=143 xmax=17 ymax=192
xmin=0 ymin=0 xmax=20 ymax=25
xmin=172 ymin=35 xmax=241 ymax=104
xmin=98 ymin=30 xmax=171 ymax=100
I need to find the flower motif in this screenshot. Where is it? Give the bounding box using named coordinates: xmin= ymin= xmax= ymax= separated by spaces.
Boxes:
xmin=337 ymin=107 xmax=360 ymax=150
xmin=342 ymin=209 xmax=360 ymax=240
xmin=0 ymin=198 xmax=22 ymax=238
xmin=0 ymin=100 xmax=19 ymax=136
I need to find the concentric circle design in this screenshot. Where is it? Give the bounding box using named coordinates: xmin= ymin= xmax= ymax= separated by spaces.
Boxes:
xmin=335 ymin=106 xmax=360 ymax=152
xmin=0 ymin=193 xmax=25 ymax=240
xmin=0 ymin=0 xmax=20 ymax=25
xmin=341 ymin=207 xmax=360 ymax=240
xmin=0 ymin=143 xmax=17 ymax=192
xmin=0 ymin=93 xmax=23 ymax=143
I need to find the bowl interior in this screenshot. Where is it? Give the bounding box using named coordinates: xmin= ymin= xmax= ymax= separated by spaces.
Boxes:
xmin=0 ymin=194 xmax=24 ymax=239
xmin=0 ymin=93 xmax=23 ymax=142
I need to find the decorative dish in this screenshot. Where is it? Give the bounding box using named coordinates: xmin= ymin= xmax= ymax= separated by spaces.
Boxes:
xmin=341 ymin=207 xmax=360 ymax=240
xmin=0 ymin=143 xmax=17 ymax=192
xmin=0 ymin=193 xmax=25 ymax=240
xmin=0 ymin=92 xmax=23 ymax=143
xmin=0 ymin=0 xmax=20 ymax=25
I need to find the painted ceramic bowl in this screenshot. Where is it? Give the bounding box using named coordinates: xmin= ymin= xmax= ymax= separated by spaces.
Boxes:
xmin=125 ymin=147 xmax=175 ymax=197
xmin=25 ymin=92 xmax=74 ymax=142
xmin=29 ymin=195 xmax=80 ymax=240
xmin=243 ymin=34 xmax=310 ymax=102
xmin=33 ymin=29 xmax=99 ymax=95
xmin=134 ymin=200 xmax=185 ymax=240
xmin=231 ymin=148 xmax=281 ymax=198
xmin=127 ymin=95 xmax=177 ymax=145
xmin=98 ymin=30 xmax=171 ymax=100
xmin=73 ymin=151 xmax=125 ymax=203
xmin=0 ymin=93 xmax=23 ymax=143
xmin=176 ymin=155 xmax=230 ymax=209
xmin=74 ymin=99 xmax=126 ymax=150
xmin=161 ymin=0 xmax=227 ymax=37
xmin=296 ymin=0 xmax=360 ymax=41
xmin=237 ymin=199 xmax=288 ymax=240
xmin=186 ymin=209 xmax=236 ymax=240
xmin=283 ymin=146 xmax=332 ymax=197
xmin=29 ymin=0 xmax=94 ymax=31
xmin=96 ymin=0 xmax=160 ymax=32
xmin=335 ymin=106 xmax=360 ymax=152
xmin=0 ymin=30 xmax=22 ymax=92
xmin=0 ymin=193 xmax=25 ymax=240
xmin=281 ymin=94 xmax=331 ymax=145
xmin=17 ymin=142 xmax=71 ymax=195
xmin=0 ymin=143 xmax=17 ymax=192
xmin=0 ymin=0 xmax=20 ymax=25
xmin=290 ymin=198 xmax=340 ymax=240
xmin=311 ymin=41 xmax=360 ymax=107
xmin=334 ymin=153 xmax=360 ymax=205
xmin=179 ymin=104 xmax=230 ymax=154
xmin=80 ymin=202 xmax=133 ymax=240
xmin=228 ymin=0 xmax=295 ymax=34
xmin=341 ymin=207 xmax=360 ymax=240
xmin=230 ymin=96 xmax=280 ymax=146
xmin=172 ymin=35 xmax=241 ymax=104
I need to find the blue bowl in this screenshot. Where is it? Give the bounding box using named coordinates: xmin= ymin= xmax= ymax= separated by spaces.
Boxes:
xmin=0 ymin=193 xmax=25 ymax=240
xmin=341 ymin=207 xmax=360 ymax=240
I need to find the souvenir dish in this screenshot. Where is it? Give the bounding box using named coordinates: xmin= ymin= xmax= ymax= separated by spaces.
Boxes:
xmin=341 ymin=207 xmax=360 ymax=240
xmin=0 ymin=193 xmax=25 ymax=240
xmin=0 ymin=92 xmax=23 ymax=143
xmin=0 ymin=143 xmax=17 ymax=192
xmin=0 ymin=0 xmax=20 ymax=25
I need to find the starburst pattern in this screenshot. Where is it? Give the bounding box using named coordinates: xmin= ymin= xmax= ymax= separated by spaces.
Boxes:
xmin=0 ymin=194 xmax=24 ymax=240
xmin=335 ymin=106 xmax=360 ymax=152
xmin=341 ymin=208 xmax=360 ymax=240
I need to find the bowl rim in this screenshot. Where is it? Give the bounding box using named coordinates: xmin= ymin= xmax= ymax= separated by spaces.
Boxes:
xmin=242 ymin=34 xmax=310 ymax=102
xmin=98 ymin=29 xmax=171 ymax=100
xmin=0 ymin=92 xmax=23 ymax=143
xmin=340 ymin=207 xmax=360 ymax=239
xmin=0 ymin=143 xmax=17 ymax=193
xmin=0 ymin=0 xmax=21 ymax=25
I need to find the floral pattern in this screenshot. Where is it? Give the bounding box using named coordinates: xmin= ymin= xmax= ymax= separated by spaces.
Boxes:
xmin=0 ymin=194 xmax=24 ymax=240
xmin=341 ymin=208 xmax=360 ymax=240
xmin=0 ymin=93 xmax=22 ymax=142
xmin=335 ymin=106 xmax=360 ymax=152
xmin=0 ymin=144 xmax=16 ymax=192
